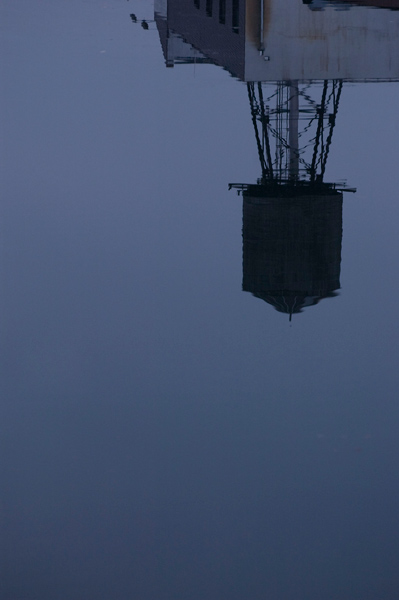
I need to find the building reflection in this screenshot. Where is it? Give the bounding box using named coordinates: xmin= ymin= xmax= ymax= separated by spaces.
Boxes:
xmin=231 ymin=80 xmax=352 ymax=317
xmin=154 ymin=0 xmax=399 ymax=80
xmin=146 ymin=0 xmax=399 ymax=316
xmin=305 ymin=0 xmax=399 ymax=11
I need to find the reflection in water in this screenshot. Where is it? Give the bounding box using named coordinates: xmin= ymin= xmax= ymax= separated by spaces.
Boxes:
xmin=152 ymin=0 xmax=399 ymax=80
xmin=241 ymin=188 xmax=343 ymax=318
xmin=145 ymin=0 xmax=399 ymax=315
xmin=305 ymin=0 xmax=399 ymax=11
xmin=4 ymin=2 xmax=399 ymax=598
xmin=231 ymin=81 xmax=353 ymax=317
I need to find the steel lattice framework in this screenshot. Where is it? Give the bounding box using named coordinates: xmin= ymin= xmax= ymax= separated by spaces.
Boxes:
xmin=246 ymin=80 xmax=344 ymax=186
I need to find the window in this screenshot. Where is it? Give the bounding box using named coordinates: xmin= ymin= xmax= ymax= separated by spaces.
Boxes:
xmin=232 ymin=0 xmax=239 ymax=32
xmin=219 ymin=0 xmax=226 ymax=23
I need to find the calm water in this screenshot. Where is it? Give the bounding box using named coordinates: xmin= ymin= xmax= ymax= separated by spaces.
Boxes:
xmin=2 ymin=1 xmax=399 ymax=599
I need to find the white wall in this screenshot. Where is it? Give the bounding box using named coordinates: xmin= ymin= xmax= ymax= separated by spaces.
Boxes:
xmin=245 ymin=0 xmax=399 ymax=81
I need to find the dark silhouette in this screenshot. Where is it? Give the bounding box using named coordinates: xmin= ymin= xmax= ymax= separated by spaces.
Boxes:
xmin=230 ymin=82 xmax=355 ymax=318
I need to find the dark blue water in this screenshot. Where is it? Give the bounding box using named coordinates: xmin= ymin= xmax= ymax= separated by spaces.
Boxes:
xmin=2 ymin=1 xmax=399 ymax=599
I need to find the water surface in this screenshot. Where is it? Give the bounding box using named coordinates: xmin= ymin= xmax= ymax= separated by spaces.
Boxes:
xmin=2 ymin=1 xmax=399 ymax=599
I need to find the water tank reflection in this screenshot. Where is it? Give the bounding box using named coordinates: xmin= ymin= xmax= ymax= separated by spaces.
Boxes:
xmin=242 ymin=185 xmax=343 ymax=318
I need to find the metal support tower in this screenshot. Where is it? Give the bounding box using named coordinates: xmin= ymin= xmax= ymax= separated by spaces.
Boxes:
xmin=232 ymin=79 xmax=353 ymax=194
